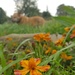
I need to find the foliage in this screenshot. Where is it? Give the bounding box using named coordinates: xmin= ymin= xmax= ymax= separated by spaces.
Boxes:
xmin=56 ymin=4 xmax=75 ymax=17
xmin=14 ymin=0 xmax=40 ymax=16
xmin=0 ymin=16 xmax=75 ymax=36
xmin=0 ymin=7 xmax=7 ymax=24
xmin=0 ymin=20 xmax=66 ymax=36
xmin=41 ymin=6 xmax=52 ymax=20
xmin=54 ymin=16 xmax=75 ymax=26
xmin=0 ymin=25 xmax=75 ymax=74
xmin=0 ymin=14 xmax=75 ymax=74
xmin=42 ymin=11 xmax=52 ymax=20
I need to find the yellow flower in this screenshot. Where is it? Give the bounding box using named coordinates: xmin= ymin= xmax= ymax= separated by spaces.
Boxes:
xmin=14 ymin=58 xmax=50 ymax=75
xmin=61 ymin=52 xmax=72 ymax=61
xmin=51 ymin=50 xmax=57 ymax=54
xmin=64 ymin=27 xmax=70 ymax=32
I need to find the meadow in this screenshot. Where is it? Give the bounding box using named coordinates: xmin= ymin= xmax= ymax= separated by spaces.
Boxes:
xmin=0 ymin=16 xmax=75 ymax=36
xmin=0 ymin=16 xmax=75 ymax=75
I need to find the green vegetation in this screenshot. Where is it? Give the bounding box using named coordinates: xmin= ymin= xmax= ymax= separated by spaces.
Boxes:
xmin=0 ymin=7 xmax=7 ymax=24
xmin=56 ymin=4 xmax=75 ymax=17
xmin=0 ymin=21 xmax=64 ymax=36
xmin=0 ymin=16 xmax=75 ymax=36
xmin=54 ymin=16 xmax=75 ymax=25
xmin=0 ymin=1 xmax=75 ymax=75
xmin=0 ymin=25 xmax=75 ymax=75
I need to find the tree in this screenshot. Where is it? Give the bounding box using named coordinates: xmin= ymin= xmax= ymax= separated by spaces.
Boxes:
xmin=42 ymin=11 xmax=52 ymax=20
xmin=56 ymin=4 xmax=75 ymax=17
xmin=42 ymin=6 xmax=52 ymax=20
xmin=0 ymin=7 xmax=7 ymax=24
xmin=14 ymin=0 xmax=40 ymax=17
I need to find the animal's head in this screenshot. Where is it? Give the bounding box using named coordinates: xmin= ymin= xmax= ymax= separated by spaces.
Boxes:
xmin=11 ymin=13 xmax=21 ymax=23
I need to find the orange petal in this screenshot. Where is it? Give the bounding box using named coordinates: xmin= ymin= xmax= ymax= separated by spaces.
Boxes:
xmin=52 ymin=50 xmax=57 ymax=54
xmin=64 ymin=27 xmax=70 ymax=32
xmin=28 ymin=58 xmax=41 ymax=67
xmin=66 ymin=56 xmax=72 ymax=60
xmin=36 ymin=65 xmax=50 ymax=72
xmin=70 ymin=34 xmax=75 ymax=38
xmin=14 ymin=70 xmax=21 ymax=75
xmin=45 ymin=49 xmax=50 ymax=55
xmin=30 ymin=70 xmax=42 ymax=75
xmin=20 ymin=60 xmax=29 ymax=68
xmin=14 ymin=69 xmax=29 ymax=75
xmin=35 ymin=58 xmax=41 ymax=65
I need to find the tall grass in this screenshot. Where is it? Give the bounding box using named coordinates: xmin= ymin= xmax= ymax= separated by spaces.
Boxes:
xmin=0 ymin=19 xmax=71 ymax=36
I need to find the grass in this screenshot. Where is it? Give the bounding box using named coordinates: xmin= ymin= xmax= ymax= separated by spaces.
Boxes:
xmin=0 ymin=31 xmax=75 ymax=75
xmin=0 ymin=17 xmax=75 ymax=75
xmin=0 ymin=19 xmax=73 ymax=36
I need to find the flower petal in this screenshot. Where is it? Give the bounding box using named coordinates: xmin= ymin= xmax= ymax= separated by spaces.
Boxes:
xmin=14 ymin=70 xmax=21 ymax=75
xmin=30 ymin=70 xmax=42 ymax=75
xmin=20 ymin=60 xmax=29 ymax=68
xmin=35 ymin=58 xmax=41 ymax=65
xmin=70 ymin=34 xmax=75 ymax=39
xmin=14 ymin=69 xmax=29 ymax=75
xmin=36 ymin=65 xmax=50 ymax=72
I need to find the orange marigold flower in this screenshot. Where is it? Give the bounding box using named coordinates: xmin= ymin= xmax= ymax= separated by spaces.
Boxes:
xmin=55 ymin=37 xmax=64 ymax=46
xmin=45 ymin=47 xmax=51 ymax=54
xmin=33 ymin=33 xmax=42 ymax=42
xmin=25 ymin=49 xmax=31 ymax=54
xmin=72 ymin=30 xmax=75 ymax=34
xmin=70 ymin=30 xmax=75 ymax=39
xmin=64 ymin=27 xmax=70 ymax=32
xmin=43 ymin=44 xmax=47 ymax=48
xmin=14 ymin=58 xmax=50 ymax=75
xmin=6 ymin=37 xmax=13 ymax=41
xmin=43 ymin=33 xmax=51 ymax=41
xmin=66 ymin=56 xmax=72 ymax=60
xmin=61 ymin=52 xmax=72 ymax=61
xmin=70 ymin=34 xmax=75 ymax=39
xmin=33 ymin=33 xmax=51 ymax=42
xmin=51 ymin=50 xmax=57 ymax=54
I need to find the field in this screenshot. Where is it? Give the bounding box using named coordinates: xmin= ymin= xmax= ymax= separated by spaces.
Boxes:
xmin=0 ymin=16 xmax=75 ymax=75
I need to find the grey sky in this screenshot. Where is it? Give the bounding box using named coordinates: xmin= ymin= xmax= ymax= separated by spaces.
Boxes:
xmin=0 ymin=0 xmax=75 ymax=16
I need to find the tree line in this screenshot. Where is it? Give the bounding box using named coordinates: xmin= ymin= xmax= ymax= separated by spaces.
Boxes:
xmin=0 ymin=0 xmax=75 ymax=24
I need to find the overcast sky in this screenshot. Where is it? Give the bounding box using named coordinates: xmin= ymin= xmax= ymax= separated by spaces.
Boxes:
xmin=0 ymin=0 xmax=75 ymax=16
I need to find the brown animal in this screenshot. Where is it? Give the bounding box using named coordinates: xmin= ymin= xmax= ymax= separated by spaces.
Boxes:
xmin=11 ymin=13 xmax=45 ymax=26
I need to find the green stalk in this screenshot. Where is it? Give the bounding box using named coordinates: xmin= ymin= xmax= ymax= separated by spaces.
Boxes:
xmin=0 ymin=52 xmax=34 ymax=75
xmin=0 ymin=43 xmax=7 ymax=75
xmin=12 ymin=39 xmax=31 ymax=58
xmin=40 ymin=42 xmax=75 ymax=65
